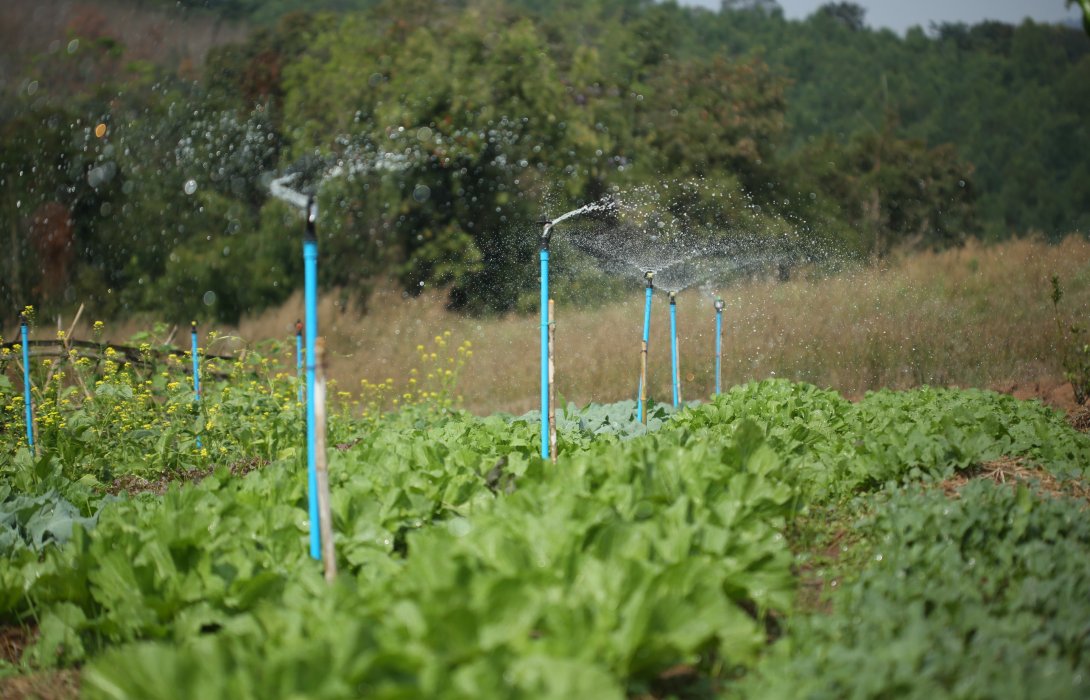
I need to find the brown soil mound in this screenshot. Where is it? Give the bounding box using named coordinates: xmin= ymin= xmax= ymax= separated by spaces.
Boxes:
xmin=941 ymin=456 xmax=1090 ymax=502
xmin=991 ymin=378 xmax=1081 ymax=414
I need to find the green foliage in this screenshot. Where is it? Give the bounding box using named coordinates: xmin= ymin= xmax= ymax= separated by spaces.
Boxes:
xmin=4 ymin=361 xmax=1090 ymax=695
xmin=1050 ymin=275 xmax=1090 ymax=405
xmin=744 ymin=480 xmax=1090 ymax=699
xmin=12 ymin=0 xmax=1081 ymax=322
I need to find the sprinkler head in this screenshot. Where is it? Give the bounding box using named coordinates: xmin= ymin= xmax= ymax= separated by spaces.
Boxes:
xmin=539 ymin=216 xmax=553 ymax=249
xmin=19 ymin=311 xmax=28 ymax=326
xmin=644 ymin=270 xmax=654 ymax=288
xmin=305 ymin=197 xmax=318 ymax=241
xmin=191 ymin=320 xmax=197 ymax=331
xmin=295 ymin=319 xmax=303 ymax=336
xmin=714 ymin=299 xmax=724 ymax=312
xmin=669 ymin=291 xmax=677 ymax=304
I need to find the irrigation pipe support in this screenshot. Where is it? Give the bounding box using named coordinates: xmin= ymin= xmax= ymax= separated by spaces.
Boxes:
xmin=638 ymin=271 xmax=653 ymax=424
xmin=304 ymin=198 xmax=321 ymax=560
xmin=670 ymin=292 xmax=680 ymax=408
xmin=191 ymin=321 xmax=202 ymax=449
xmin=20 ymin=313 xmax=34 ymax=452
xmin=714 ymin=299 xmax=724 ymax=396
xmin=538 ymin=218 xmax=552 ymax=460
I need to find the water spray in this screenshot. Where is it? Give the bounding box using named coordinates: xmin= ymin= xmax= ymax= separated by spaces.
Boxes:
xmin=637 ymin=271 xmax=654 ymax=424
xmin=537 ymin=215 xmax=553 ymax=460
xmin=190 ymin=321 xmax=201 ymax=449
xmin=304 ymin=198 xmax=321 ymax=560
xmin=295 ymin=319 xmax=304 ymax=403
xmin=534 ymin=197 xmax=618 ymax=456
xmin=714 ymin=298 xmax=724 ymax=396
xmin=19 ymin=312 xmax=34 ymax=452
xmin=669 ymin=292 xmax=680 ymax=408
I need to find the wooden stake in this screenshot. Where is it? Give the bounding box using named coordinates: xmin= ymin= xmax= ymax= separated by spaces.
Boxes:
xmin=313 ymin=338 xmax=338 ymax=582
xmin=675 ymin=341 xmax=683 ymax=405
xmin=639 ymin=339 xmax=648 ymax=425
xmin=548 ymin=299 xmax=557 ymax=463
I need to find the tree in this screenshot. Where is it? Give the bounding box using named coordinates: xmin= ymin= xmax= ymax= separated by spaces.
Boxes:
xmin=1069 ymin=0 xmax=1090 ymax=36
xmin=815 ymin=2 xmax=866 ymax=32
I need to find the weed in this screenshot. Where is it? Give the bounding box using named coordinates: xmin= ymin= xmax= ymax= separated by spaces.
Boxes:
xmin=1050 ymin=274 xmax=1090 ymax=404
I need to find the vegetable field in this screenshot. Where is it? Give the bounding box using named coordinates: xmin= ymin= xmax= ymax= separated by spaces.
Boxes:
xmin=2 ymin=337 xmax=1090 ymax=699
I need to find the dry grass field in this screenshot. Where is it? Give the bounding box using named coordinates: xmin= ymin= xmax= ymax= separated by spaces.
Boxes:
xmin=12 ymin=237 xmax=1089 ymax=416
xmin=228 ymin=236 xmax=1090 ymax=415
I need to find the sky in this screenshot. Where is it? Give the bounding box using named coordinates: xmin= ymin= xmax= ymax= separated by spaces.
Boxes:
xmin=679 ymin=0 xmax=1083 ymax=34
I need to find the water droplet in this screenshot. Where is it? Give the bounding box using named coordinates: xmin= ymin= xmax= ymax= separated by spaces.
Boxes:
xmin=67 ymin=39 xmax=79 ymax=54
xmin=202 ymin=291 xmax=216 ymax=306
xmin=412 ymin=184 xmax=430 ymax=203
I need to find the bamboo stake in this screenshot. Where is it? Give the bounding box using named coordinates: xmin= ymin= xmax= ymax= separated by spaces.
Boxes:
xmin=675 ymin=341 xmax=683 ymax=406
xmin=313 ymin=338 xmax=338 ymax=582
xmin=548 ymin=299 xmax=557 ymax=463
xmin=639 ymin=340 xmax=648 ymax=424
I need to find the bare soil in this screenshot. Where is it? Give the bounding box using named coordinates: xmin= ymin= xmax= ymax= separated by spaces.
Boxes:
xmin=0 ymin=626 xmax=80 ymax=700
xmin=991 ymin=377 xmax=1081 ymax=414
xmin=104 ymin=456 xmax=268 ymax=496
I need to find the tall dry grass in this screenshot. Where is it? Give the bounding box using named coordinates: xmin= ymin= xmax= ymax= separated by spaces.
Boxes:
xmin=233 ymin=237 xmax=1090 ymax=414
xmin=10 ymin=237 xmax=1089 ymax=415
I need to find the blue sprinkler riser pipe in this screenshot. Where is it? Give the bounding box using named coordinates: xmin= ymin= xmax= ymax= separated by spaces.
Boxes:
xmin=20 ymin=318 xmax=33 ymax=450
xmin=539 ymin=247 xmax=550 ymax=460
xmin=670 ymin=296 xmax=679 ymax=408
xmin=191 ymin=323 xmax=201 ymax=449
xmin=304 ymin=200 xmax=321 ymax=561
xmin=637 ymin=285 xmax=653 ymax=422
xmin=715 ymin=309 xmax=722 ymax=396
xmin=295 ymin=321 xmax=304 ymax=403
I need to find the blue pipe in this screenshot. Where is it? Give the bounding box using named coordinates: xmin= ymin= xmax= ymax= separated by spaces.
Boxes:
xmin=20 ymin=315 xmax=33 ymax=450
xmin=670 ymin=293 xmax=679 ymax=408
xmin=191 ymin=322 xmax=201 ymax=449
xmin=539 ymin=245 xmax=550 ymax=460
xmin=295 ymin=320 xmax=304 ymax=403
xmin=715 ymin=304 xmax=723 ymax=396
xmin=304 ymin=200 xmax=321 ymax=560
xmin=637 ymin=280 xmax=653 ymax=422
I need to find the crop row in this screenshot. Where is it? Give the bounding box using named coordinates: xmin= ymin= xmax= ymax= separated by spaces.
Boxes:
xmin=2 ymin=369 xmax=1089 ymax=697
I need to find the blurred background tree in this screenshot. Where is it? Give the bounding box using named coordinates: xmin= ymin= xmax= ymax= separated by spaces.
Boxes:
xmin=0 ymin=0 xmax=1085 ymax=325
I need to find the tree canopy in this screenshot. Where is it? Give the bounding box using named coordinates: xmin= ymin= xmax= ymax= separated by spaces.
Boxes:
xmin=0 ymin=0 xmax=1085 ymax=324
